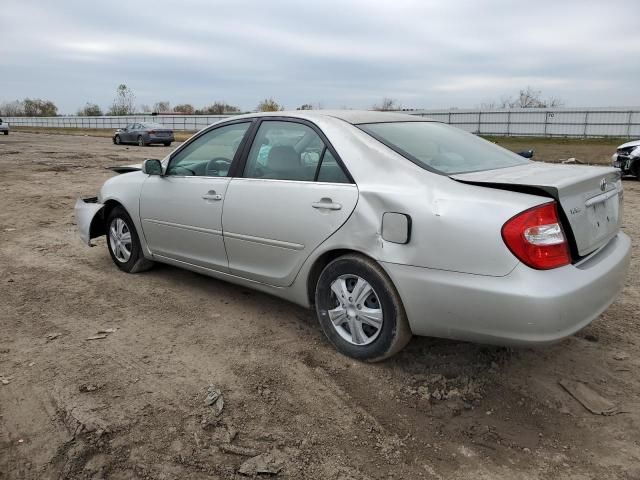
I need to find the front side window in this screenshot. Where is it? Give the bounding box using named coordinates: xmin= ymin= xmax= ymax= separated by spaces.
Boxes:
xmin=359 ymin=121 xmax=529 ymax=174
xmin=166 ymin=122 xmax=250 ymax=177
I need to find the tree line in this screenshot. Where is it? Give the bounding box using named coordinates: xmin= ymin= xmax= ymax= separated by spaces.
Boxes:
xmin=0 ymin=84 xmax=564 ymax=117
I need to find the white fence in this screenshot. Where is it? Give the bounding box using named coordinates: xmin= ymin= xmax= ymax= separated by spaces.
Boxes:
xmin=411 ymin=107 xmax=640 ymax=138
xmin=4 ymin=107 xmax=640 ymax=138
xmin=2 ymin=115 xmax=231 ymax=131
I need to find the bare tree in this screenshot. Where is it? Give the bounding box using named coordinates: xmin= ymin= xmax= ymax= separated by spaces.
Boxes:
xmin=372 ymin=97 xmax=400 ymax=111
xmin=257 ymin=98 xmax=283 ymax=112
xmin=108 ymin=84 xmax=136 ymax=115
xmin=77 ymin=102 xmax=103 ymax=116
xmin=21 ymin=98 xmax=58 ymax=116
xmin=0 ymin=100 xmax=24 ymax=116
xmin=197 ymin=102 xmax=241 ymax=115
xmin=485 ymin=87 xmax=565 ymax=109
xmin=174 ymin=103 xmax=195 ymax=114
xmin=153 ymin=101 xmax=171 ymax=113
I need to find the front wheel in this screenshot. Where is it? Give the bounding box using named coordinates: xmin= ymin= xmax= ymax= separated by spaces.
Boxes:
xmin=114 ymin=135 xmax=121 ymax=145
xmin=3 ymin=131 xmax=8 ymax=135
xmin=137 ymin=135 xmax=146 ymax=147
xmin=315 ymin=254 xmax=411 ymax=362
xmin=106 ymin=207 xmax=154 ymax=273
xmin=163 ymin=142 xmax=172 ymax=147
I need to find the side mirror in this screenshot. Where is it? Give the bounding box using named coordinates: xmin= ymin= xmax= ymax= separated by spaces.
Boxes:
xmin=517 ymin=149 xmax=534 ymax=159
xmin=142 ymin=158 xmax=163 ymax=176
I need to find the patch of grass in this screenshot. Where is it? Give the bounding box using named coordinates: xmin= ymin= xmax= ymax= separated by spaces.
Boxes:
xmin=481 ymin=135 xmax=625 ymax=147
xmin=12 ymin=126 xmax=197 ymax=142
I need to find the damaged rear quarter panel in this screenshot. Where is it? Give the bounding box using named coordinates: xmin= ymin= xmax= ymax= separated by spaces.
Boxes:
xmin=304 ymin=119 xmax=549 ymax=278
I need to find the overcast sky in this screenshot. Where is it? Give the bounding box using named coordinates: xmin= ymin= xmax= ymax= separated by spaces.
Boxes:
xmin=1 ymin=0 xmax=639 ymax=114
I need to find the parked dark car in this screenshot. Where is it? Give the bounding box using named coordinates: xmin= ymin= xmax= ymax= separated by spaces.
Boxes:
xmin=611 ymin=140 xmax=640 ymax=179
xmin=113 ymin=122 xmax=174 ymax=147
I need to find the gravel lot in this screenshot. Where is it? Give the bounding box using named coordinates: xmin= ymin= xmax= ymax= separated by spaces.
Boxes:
xmin=1 ymin=132 xmax=638 ymax=479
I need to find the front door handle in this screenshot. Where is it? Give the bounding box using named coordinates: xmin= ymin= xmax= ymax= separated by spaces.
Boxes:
xmin=312 ymin=198 xmax=342 ymax=210
xmin=202 ymin=190 xmax=223 ymax=201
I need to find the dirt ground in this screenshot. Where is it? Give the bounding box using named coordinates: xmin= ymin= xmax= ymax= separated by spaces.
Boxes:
xmin=0 ymin=132 xmax=638 ymax=480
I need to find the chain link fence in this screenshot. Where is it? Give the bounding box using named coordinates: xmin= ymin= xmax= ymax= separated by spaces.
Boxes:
xmin=3 ymin=107 xmax=640 ymax=138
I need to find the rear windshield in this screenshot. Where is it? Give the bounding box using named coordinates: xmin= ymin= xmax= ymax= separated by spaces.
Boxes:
xmin=359 ymin=121 xmax=528 ymax=174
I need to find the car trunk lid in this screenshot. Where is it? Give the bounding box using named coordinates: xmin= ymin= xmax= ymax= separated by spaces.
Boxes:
xmin=451 ymin=162 xmax=623 ymax=257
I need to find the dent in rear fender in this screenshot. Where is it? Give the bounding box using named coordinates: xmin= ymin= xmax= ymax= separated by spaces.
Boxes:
xmin=74 ymin=198 xmax=105 ymax=246
xmin=326 ymin=180 xmax=545 ymax=277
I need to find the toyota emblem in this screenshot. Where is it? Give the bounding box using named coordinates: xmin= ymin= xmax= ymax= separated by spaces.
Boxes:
xmin=600 ymin=178 xmax=607 ymax=192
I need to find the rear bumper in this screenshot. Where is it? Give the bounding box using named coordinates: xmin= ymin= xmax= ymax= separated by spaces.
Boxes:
xmin=74 ymin=197 xmax=105 ymax=245
xmin=382 ymin=232 xmax=631 ymax=346
xmin=147 ymin=134 xmax=174 ymax=143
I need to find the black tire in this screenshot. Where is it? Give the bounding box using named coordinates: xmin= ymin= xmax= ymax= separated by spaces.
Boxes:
xmin=138 ymin=135 xmax=146 ymax=147
xmin=163 ymin=142 xmax=172 ymax=147
xmin=315 ymin=254 xmax=411 ymax=362
xmin=114 ymin=135 xmax=121 ymax=145
xmin=3 ymin=131 xmax=8 ymax=135
xmin=106 ymin=206 xmax=154 ymax=273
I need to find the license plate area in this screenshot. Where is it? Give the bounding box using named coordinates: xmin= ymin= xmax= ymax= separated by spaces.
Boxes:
xmin=586 ymin=193 xmax=618 ymax=244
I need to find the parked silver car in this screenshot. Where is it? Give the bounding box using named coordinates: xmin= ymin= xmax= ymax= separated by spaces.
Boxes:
xmin=113 ymin=122 xmax=174 ymax=147
xmin=76 ymin=111 xmax=631 ymax=361
xmin=0 ymin=118 xmax=9 ymax=135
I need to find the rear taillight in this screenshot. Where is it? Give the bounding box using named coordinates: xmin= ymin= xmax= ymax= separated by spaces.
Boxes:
xmin=501 ymin=202 xmax=571 ymax=270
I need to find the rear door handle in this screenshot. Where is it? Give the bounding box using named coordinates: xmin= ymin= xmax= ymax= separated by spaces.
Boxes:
xmin=312 ymin=198 xmax=342 ymax=210
xmin=202 ymin=190 xmax=223 ymax=201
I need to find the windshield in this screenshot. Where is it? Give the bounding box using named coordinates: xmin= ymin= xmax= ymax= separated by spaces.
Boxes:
xmin=359 ymin=121 xmax=529 ymax=174
xmin=142 ymin=122 xmax=164 ymax=128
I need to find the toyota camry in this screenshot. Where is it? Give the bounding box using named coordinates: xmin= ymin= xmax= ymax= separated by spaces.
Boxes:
xmin=75 ymin=111 xmax=631 ymax=361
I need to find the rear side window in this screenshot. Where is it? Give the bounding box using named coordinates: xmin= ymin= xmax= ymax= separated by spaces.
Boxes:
xmin=243 ymin=121 xmax=350 ymax=184
xmin=359 ymin=121 xmax=528 ymax=174
xmin=317 ymin=150 xmax=350 ymax=183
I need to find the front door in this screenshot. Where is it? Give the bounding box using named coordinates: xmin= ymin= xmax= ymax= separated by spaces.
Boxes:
xmin=222 ymin=119 xmax=358 ymax=286
xmin=139 ymin=121 xmax=252 ymax=271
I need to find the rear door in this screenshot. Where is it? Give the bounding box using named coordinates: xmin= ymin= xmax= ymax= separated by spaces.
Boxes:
xmin=222 ymin=119 xmax=358 ymax=286
xmin=139 ymin=121 xmax=253 ymax=271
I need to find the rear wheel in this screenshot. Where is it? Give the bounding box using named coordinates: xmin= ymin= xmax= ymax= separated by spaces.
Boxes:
xmin=138 ymin=135 xmax=146 ymax=147
xmin=114 ymin=135 xmax=121 ymax=145
xmin=3 ymin=131 xmax=8 ymax=135
xmin=315 ymin=254 xmax=411 ymax=361
xmin=163 ymin=141 xmax=172 ymax=147
xmin=106 ymin=207 xmax=154 ymax=273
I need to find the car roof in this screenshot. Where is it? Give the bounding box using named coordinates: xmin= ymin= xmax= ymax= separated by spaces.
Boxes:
xmin=229 ymin=110 xmax=435 ymax=125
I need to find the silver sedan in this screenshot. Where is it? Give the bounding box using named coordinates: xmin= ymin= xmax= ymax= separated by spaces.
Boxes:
xmin=75 ymin=111 xmax=631 ymax=361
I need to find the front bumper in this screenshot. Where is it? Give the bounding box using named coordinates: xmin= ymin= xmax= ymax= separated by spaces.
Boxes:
xmin=74 ymin=197 xmax=105 ymax=245
xmin=382 ymin=232 xmax=631 ymax=346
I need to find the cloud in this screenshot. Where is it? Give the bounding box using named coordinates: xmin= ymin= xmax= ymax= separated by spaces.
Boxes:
xmin=1 ymin=0 xmax=638 ymax=113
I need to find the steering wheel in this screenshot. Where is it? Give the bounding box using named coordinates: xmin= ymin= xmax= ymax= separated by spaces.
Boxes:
xmin=206 ymin=157 xmax=232 ymax=176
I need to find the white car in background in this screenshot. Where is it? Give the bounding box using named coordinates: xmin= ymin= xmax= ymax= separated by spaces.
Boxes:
xmin=611 ymin=139 xmax=640 ymax=179
xmin=0 ymin=118 xmax=9 ymax=135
